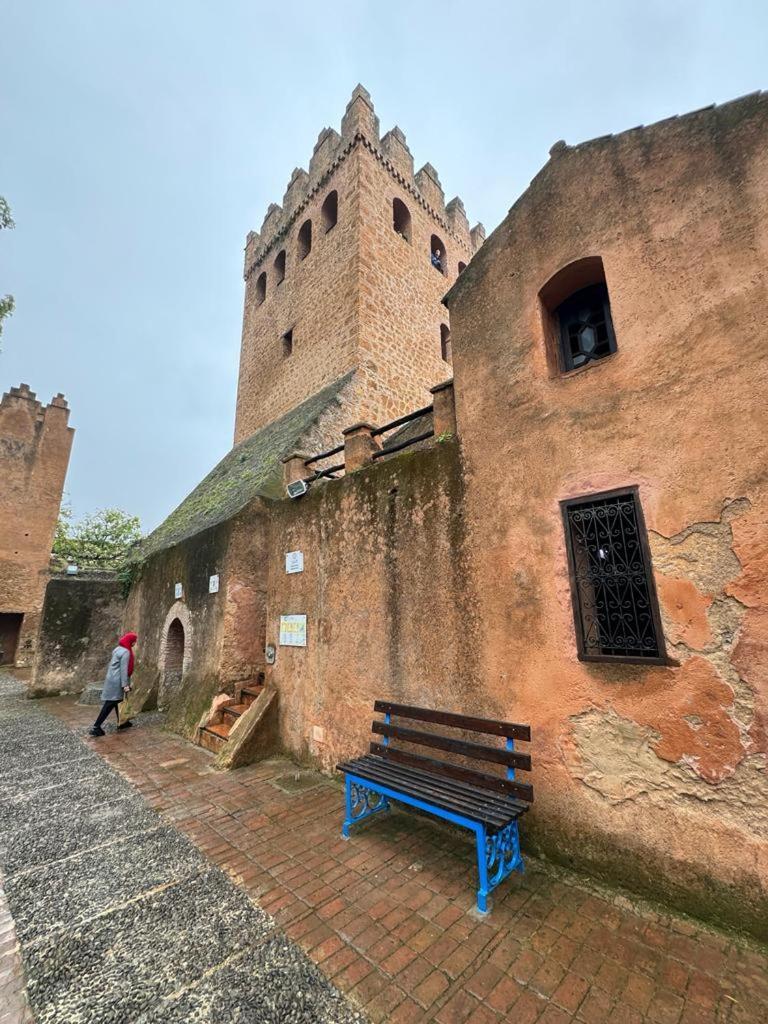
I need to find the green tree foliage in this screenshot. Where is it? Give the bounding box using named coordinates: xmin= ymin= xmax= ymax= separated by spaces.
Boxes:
xmin=53 ymin=505 xmax=142 ymax=571
xmin=0 ymin=197 xmax=15 ymax=343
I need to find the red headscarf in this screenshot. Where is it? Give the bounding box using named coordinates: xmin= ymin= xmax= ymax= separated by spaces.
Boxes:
xmin=118 ymin=632 xmax=138 ymax=677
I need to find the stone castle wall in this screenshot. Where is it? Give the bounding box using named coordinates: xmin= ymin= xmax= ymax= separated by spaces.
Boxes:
xmin=234 ymin=86 xmax=482 ymax=443
xmin=0 ymin=384 xmax=74 ymax=666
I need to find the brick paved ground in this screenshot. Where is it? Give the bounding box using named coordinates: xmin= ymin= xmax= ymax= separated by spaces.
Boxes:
xmin=50 ymin=698 xmax=768 ymax=1024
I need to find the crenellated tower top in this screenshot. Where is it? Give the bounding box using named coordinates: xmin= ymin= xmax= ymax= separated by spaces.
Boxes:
xmin=244 ymin=85 xmax=485 ymax=279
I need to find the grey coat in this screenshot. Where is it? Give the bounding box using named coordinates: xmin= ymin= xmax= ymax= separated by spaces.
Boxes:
xmin=101 ymin=646 xmax=131 ymax=702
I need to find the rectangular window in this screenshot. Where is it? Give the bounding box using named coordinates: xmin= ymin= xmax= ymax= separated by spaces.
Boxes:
xmin=561 ymin=488 xmax=666 ymax=663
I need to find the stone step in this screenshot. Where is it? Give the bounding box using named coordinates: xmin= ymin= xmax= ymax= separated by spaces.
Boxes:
xmin=222 ymin=703 xmax=249 ymax=720
xmin=203 ymin=722 xmax=232 ymax=739
xmin=240 ymin=685 xmax=263 ymax=706
xmin=198 ymin=725 xmax=228 ymax=754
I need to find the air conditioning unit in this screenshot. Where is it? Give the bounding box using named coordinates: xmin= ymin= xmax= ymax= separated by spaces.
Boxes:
xmin=287 ymin=479 xmax=309 ymax=499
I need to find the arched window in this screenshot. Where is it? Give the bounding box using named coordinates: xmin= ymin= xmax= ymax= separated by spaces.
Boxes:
xmin=282 ymin=328 xmax=293 ymax=358
xmin=321 ymin=190 xmax=338 ymax=232
xmin=458 ymin=261 xmax=467 ymax=275
xmin=430 ymin=235 xmax=446 ymax=275
xmin=393 ymin=198 xmax=411 ymax=242
xmin=298 ymin=220 xmax=312 ymax=260
xmin=440 ymin=324 xmax=452 ymax=362
xmin=255 ymin=272 xmax=266 ymax=306
xmin=539 ymin=257 xmax=616 ymax=373
xmin=274 ymin=249 xmax=286 ymax=284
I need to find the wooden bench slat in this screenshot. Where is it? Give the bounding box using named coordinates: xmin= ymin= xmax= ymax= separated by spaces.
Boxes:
xmin=373 ymin=701 xmax=531 ymax=741
xmin=358 ymin=754 xmax=529 ymax=819
xmin=372 ymin=721 xmax=532 ymax=771
xmin=370 ymin=742 xmax=534 ymax=803
xmin=366 ymin=749 xmax=530 ymax=814
xmin=340 ymin=759 xmax=514 ymax=829
xmin=339 ymin=756 xmax=526 ymax=830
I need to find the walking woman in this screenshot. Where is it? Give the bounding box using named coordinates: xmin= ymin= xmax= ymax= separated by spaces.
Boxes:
xmin=89 ymin=632 xmax=138 ymax=737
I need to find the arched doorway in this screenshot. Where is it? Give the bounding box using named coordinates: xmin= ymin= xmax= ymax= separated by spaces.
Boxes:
xmin=164 ymin=617 xmax=185 ymax=687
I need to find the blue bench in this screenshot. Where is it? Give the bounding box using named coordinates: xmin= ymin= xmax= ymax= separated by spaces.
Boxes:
xmin=337 ymin=701 xmax=533 ymax=914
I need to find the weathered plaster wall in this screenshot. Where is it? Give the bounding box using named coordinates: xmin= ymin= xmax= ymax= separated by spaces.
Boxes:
xmin=123 ymin=503 xmax=269 ymax=738
xmin=264 ymin=439 xmax=481 ymax=766
xmin=31 ymin=575 xmax=125 ymax=696
xmin=444 ymin=94 xmax=768 ymax=935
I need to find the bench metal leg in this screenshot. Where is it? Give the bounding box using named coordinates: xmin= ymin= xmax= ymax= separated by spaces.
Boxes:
xmin=475 ymin=821 xmax=524 ymax=914
xmin=341 ymin=775 xmax=390 ymax=839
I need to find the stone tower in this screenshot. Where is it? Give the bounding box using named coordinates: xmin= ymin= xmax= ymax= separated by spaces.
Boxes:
xmin=234 ymin=85 xmax=485 ymax=443
xmin=0 ymin=384 xmax=74 ymax=666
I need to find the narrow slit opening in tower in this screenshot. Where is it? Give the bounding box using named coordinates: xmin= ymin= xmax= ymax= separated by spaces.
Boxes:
xmin=430 ymin=235 xmax=446 ymax=275
xmin=298 ymin=220 xmax=312 ymax=260
xmin=393 ymin=198 xmax=412 ymax=242
xmin=321 ymin=191 xmax=338 ymax=233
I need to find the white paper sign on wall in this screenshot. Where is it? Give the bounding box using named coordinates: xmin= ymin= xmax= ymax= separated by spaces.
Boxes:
xmin=209 ymin=574 xmax=220 ymax=594
xmin=285 ymin=551 xmax=304 ymax=574
xmin=279 ymin=614 xmax=307 ymax=647
xmin=174 ymin=582 xmax=183 ymax=600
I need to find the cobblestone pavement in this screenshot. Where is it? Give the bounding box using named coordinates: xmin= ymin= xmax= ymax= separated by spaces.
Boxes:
xmin=0 ymin=674 xmax=364 ymax=1024
xmin=41 ymin=692 xmax=768 ymax=1024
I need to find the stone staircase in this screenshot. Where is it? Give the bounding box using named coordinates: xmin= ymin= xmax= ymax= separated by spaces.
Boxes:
xmin=198 ymin=679 xmax=265 ymax=755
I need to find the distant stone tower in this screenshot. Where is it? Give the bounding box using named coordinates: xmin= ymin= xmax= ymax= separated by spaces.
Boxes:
xmin=0 ymin=384 xmax=74 ymax=666
xmin=234 ymin=85 xmax=484 ymax=443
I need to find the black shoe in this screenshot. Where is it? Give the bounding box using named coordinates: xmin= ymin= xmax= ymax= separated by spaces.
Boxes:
xmin=117 ymin=720 xmax=133 ymax=730
xmin=89 ymin=726 xmax=105 ymax=737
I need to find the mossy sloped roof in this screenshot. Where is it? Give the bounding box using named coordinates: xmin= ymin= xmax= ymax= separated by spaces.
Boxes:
xmin=137 ymin=374 xmax=353 ymax=560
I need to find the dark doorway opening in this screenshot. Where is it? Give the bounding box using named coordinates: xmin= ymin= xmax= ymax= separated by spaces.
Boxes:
xmin=165 ymin=618 xmax=185 ymax=685
xmin=0 ymin=614 xmax=23 ymax=666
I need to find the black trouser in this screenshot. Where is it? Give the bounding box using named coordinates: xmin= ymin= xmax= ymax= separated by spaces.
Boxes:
xmin=93 ymin=700 xmax=121 ymax=729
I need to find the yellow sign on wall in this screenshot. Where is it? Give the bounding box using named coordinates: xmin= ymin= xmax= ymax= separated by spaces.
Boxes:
xmin=279 ymin=614 xmax=307 ymax=647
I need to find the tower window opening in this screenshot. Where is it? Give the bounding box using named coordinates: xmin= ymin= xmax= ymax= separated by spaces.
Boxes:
xmin=393 ymin=198 xmax=412 ymax=242
xmin=282 ymin=329 xmax=293 ymax=358
xmin=298 ymin=220 xmax=312 ymax=260
xmin=274 ymin=249 xmax=286 ymax=284
xmin=458 ymin=261 xmax=467 ymax=275
xmin=321 ymin=190 xmax=338 ymax=233
xmin=440 ymin=324 xmax=452 ymax=362
xmin=255 ymin=272 xmax=267 ymax=306
xmin=430 ymin=235 xmax=446 ymax=275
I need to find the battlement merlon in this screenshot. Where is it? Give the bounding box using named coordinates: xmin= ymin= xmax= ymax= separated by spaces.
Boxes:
xmin=243 ymin=84 xmax=480 ymax=277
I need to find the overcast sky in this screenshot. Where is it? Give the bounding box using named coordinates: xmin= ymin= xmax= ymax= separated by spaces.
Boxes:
xmin=2 ymin=1 xmax=766 ymax=533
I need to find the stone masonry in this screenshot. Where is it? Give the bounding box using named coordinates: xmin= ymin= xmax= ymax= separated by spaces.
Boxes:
xmin=234 ymin=85 xmax=483 ymax=443
xmin=0 ymin=384 xmax=73 ymax=667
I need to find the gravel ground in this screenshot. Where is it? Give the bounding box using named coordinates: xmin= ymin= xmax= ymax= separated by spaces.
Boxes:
xmin=0 ymin=672 xmax=366 ymax=1024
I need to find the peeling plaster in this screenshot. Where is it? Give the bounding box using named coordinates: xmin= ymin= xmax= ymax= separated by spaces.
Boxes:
xmin=569 ymin=708 xmax=768 ymax=840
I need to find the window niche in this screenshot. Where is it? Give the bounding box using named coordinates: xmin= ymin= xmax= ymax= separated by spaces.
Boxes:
xmin=298 ymin=219 xmax=312 ymax=260
xmin=274 ymin=249 xmax=286 ymax=284
xmin=281 ymin=329 xmax=293 ymax=358
xmin=539 ymin=256 xmax=616 ymax=374
xmin=440 ymin=324 xmax=452 ymax=362
xmin=321 ymin=190 xmax=338 ymax=232
xmin=255 ymin=271 xmax=267 ymax=306
xmin=430 ymin=235 xmax=447 ymax=275
xmin=561 ymin=488 xmax=667 ymax=664
xmin=458 ymin=261 xmax=467 ymax=275
xmin=393 ymin=198 xmax=412 ymax=242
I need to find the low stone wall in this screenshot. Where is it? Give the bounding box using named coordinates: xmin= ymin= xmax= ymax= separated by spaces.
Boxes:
xmin=31 ymin=575 xmax=125 ymax=696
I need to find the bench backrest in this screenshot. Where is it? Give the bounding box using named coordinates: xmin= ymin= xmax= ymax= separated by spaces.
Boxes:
xmin=370 ymin=701 xmax=533 ymax=803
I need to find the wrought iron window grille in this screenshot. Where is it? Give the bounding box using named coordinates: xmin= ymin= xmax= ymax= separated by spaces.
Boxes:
xmin=561 ymin=488 xmax=667 ymax=664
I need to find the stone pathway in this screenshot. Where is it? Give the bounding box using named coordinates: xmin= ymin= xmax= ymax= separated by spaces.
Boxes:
xmin=0 ymin=673 xmax=364 ymax=1023
xmin=48 ymin=692 xmax=768 ymax=1024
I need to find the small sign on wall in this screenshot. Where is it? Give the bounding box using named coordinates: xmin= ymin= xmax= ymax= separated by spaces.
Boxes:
xmin=209 ymin=574 xmax=220 ymax=594
xmin=285 ymin=551 xmax=304 ymax=574
xmin=174 ymin=582 xmax=183 ymax=600
xmin=279 ymin=614 xmax=307 ymax=647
